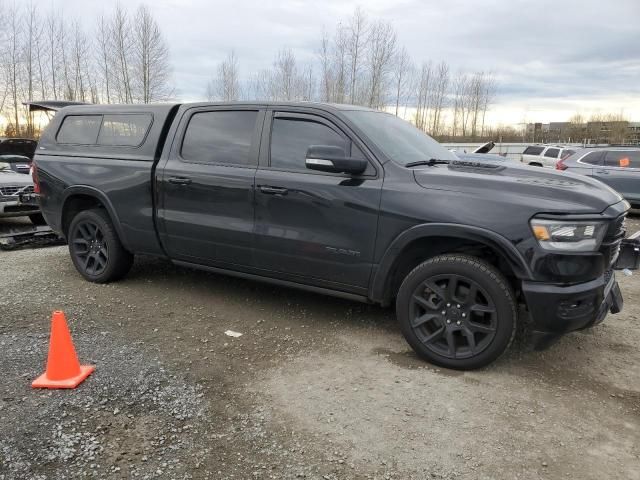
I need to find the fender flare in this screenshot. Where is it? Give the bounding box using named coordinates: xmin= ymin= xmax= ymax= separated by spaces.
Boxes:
xmin=60 ymin=186 xmax=130 ymax=250
xmin=369 ymin=223 xmax=533 ymax=302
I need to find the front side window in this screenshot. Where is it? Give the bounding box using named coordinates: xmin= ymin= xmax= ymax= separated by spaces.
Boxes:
xmin=97 ymin=114 xmax=152 ymax=146
xmin=57 ymin=115 xmax=102 ymax=144
xmin=181 ymin=110 xmax=258 ymax=165
xmin=604 ymin=151 xmax=640 ymax=168
xmin=523 ymin=146 xmax=544 ymax=156
xmin=270 ymin=117 xmax=347 ymax=171
xmin=545 ymin=148 xmax=560 ymax=159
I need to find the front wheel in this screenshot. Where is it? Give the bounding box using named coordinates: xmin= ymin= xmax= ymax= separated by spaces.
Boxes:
xmin=396 ymin=254 xmax=517 ymax=370
xmin=68 ymin=208 xmax=133 ymax=283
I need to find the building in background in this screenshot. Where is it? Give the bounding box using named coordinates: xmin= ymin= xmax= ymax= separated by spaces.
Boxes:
xmin=525 ymin=120 xmax=640 ymax=145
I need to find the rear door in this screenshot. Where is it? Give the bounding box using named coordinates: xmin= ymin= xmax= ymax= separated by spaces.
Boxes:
xmin=597 ymin=150 xmax=640 ymax=204
xmin=542 ymin=147 xmax=560 ymax=168
xmin=157 ymin=106 xmax=265 ymax=267
xmin=571 ymin=150 xmax=603 ymax=177
xmin=253 ymin=109 xmax=383 ymax=292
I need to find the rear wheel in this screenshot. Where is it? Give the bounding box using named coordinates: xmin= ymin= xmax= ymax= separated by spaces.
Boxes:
xmin=68 ymin=208 xmax=133 ymax=283
xmin=396 ymin=254 xmax=516 ymax=370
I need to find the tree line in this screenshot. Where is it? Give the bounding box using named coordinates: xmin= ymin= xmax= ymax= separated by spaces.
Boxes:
xmin=1 ymin=3 xmax=495 ymax=140
xmin=207 ymin=7 xmax=496 ymax=139
xmin=0 ymin=1 xmax=171 ymax=137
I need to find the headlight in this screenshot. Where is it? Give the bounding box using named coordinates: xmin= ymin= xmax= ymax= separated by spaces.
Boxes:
xmin=530 ymin=219 xmax=607 ymax=252
xmin=0 ymin=162 xmax=10 ymax=170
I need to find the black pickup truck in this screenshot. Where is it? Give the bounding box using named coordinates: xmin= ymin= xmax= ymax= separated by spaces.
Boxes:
xmin=33 ymin=102 xmax=639 ymax=369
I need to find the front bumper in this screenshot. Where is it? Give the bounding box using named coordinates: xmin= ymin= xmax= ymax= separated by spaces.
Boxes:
xmin=522 ymin=271 xmax=622 ymax=349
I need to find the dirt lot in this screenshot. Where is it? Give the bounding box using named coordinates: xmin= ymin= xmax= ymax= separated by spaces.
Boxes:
xmin=1 ymin=215 xmax=639 ymax=480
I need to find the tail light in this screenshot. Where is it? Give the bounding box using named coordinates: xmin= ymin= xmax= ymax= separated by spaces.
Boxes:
xmin=556 ymin=159 xmax=567 ymax=171
xmin=31 ymin=162 xmax=40 ymax=193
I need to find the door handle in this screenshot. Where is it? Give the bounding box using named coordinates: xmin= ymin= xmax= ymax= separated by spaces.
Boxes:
xmin=168 ymin=176 xmax=192 ymax=185
xmin=259 ymin=185 xmax=288 ymax=195
xmin=595 ymin=170 xmax=609 ymax=175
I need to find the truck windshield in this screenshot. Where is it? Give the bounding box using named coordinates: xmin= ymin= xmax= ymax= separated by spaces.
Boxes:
xmin=343 ymin=110 xmax=458 ymax=166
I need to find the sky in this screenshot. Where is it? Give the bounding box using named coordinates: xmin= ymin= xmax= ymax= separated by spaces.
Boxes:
xmin=45 ymin=0 xmax=640 ymax=126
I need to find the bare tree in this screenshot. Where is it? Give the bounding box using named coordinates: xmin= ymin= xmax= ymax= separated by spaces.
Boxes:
xmin=392 ymin=46 xmax=412 ymax=116
xmin=366 ymin=20 xmax=397 ymax=108
xmin=5 ymin=2 xmax=22 ymax=135
xmin=45 ymin=11 xmax=62 ymax=100
xmin=133 ymin=5 xmax=171 ymax=103
xmin=318 ymin=29 xmax=334 ymax=102
xmin=332 ymin=26 xmax=348 ymax=103
xmin=414 ymin=62 xmax=432 ymax=131
xmin=111 ymin=5 xmax=133 ymax=103
xmin=450 ymin=73 xmax=467 ymax=136
xmin=428 ymin=61 xmax=449 ymax=135
xmin=95 ymin=15 xmax=112 ymax=103
xmin=23 ymin=2 xmax=42 ymax=135
xmin=207 ymin=50 xmax=240 ymax=101
xmin=479 ymin=72 xmax=496 ymax=137
xmin=298 ymin=63 xmax=315 ymax=101
xmin=346 ymin=7 xmax=367 ymax=104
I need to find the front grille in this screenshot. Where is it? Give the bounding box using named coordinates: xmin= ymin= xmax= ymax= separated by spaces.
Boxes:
xmin=0 ymin=185 xmax=34 ymax=196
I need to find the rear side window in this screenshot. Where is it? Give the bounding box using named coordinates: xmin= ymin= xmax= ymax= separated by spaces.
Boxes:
xmin=578 ymin=151 xmax=603 ymax=165
xmin=523 ymin=146 xmax=544 ymax=156
xmin=270 ymin=118 xmax=346 ymax=171
xmin=604 ymin=151 xmax=640 ymax=168
xmin=97 ymin=114 xmax=152 ymax=147
xmin=181 ymin=110 xmax=258 ymax=165
xmin=57 ymin=115 xmax=102 ymax=145
xmin=545 ymin=148 xmax=560 ymax=158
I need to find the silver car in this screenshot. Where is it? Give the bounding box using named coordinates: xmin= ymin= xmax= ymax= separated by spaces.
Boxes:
xmin=559 ymin=148 xmax=640 ymax=207
xmin=0 ymin=161 xmax=44 ymax=224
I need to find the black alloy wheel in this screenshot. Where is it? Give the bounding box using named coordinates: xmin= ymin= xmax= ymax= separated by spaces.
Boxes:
xmin=396 ymin=254 xmax=516 ymax=370
xmin=71 ymin=220 xmax=109 ymax=276
xmin=67 ymin=208 xmax=133 ymax=283
xmin=410 ymin=274 xmax=497 ymax=359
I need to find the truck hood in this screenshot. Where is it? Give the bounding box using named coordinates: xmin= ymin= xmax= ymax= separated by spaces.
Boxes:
xmin=412 ymin=160 xmax=623 ymax=214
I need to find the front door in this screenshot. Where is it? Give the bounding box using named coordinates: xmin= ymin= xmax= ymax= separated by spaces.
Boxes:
xmin=158 ymin=107 xmax=264 ymax=267
xmin=597 ymin=150 xmax=640 ymax=205
xmin=253 ymin=111 xmax=382 ymax=292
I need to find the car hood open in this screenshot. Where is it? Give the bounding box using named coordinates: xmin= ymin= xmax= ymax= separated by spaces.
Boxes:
xmin=412 ymin=160 xmax=623 ymax=214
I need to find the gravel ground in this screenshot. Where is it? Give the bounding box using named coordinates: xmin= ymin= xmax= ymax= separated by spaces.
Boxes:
xmin=1 ymin=214 xmax=639 ymax=479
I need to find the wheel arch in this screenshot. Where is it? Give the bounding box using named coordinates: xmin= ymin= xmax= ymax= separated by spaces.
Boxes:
xmin=370 ymin=224 xmax=533 ymax=305
xmin=60 ymin=186 xmax=130 ymax=250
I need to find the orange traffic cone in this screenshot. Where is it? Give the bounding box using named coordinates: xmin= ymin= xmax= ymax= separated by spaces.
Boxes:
xmin=32 ymin=311 xmax=95 ymax=389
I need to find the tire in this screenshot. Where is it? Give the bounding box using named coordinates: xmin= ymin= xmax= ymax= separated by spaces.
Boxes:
xmin=29 ymin=213 xmax=47 ymax=225
xmin=396 ymin=254 xmax=516 ymax=370
xmin=67 ymin=208 xmax=133 ymax=283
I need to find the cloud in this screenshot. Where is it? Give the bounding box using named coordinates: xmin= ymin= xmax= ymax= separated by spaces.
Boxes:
xmin=47 ymin=0 xmax=640 ymax=121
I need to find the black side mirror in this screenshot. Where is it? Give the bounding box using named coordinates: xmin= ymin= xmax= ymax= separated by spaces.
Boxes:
xmin=305 ymin=145 xmax=367 ymax=175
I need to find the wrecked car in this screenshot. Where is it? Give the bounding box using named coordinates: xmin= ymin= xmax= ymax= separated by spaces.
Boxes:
xmin=0 ymin=161 xmax=44 ymax=224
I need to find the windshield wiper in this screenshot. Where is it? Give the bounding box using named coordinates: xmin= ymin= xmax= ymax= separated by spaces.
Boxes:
xmin=404 ymin=158 xmax=451 ymax=168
